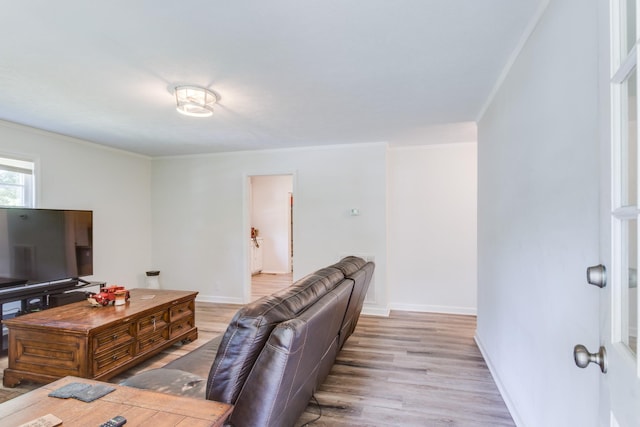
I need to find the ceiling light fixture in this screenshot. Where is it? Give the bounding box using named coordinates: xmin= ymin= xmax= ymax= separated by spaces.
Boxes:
xmin=174 ymin=85 xmax=219 ymax=117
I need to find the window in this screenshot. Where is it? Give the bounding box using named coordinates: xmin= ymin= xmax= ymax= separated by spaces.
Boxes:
xmin=0 ymin=157 xmax=34 ymax=208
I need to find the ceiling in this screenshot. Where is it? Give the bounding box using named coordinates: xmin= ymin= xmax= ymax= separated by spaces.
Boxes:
xmin=0 ymin=1 xmax=544 ymax=157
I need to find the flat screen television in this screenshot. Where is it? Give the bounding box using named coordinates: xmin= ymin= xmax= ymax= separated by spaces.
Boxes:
xmin=0 ymin=208 xmax=93 ymax=288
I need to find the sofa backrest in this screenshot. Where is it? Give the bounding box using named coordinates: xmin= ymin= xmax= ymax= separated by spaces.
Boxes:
xmin=338 ymin=261 xmax=375 ymax=348
xmin=205 ymin=266 xmax=345 ymax=404
xmin=330 ymin=255 xmax=367 ymax=276
xmin=229 ymin=279 xmax=354 ymax=427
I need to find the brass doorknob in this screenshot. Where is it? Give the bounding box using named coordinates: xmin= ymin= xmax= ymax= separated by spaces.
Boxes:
xmin=574 ymin=344 xmax=607 ymax=373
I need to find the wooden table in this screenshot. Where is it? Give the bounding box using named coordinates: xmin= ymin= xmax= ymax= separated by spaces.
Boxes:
xmin=3 ymin=289 xmax=198 ymax=387
xmin=0 ymin=376 xmax=233 ymax=426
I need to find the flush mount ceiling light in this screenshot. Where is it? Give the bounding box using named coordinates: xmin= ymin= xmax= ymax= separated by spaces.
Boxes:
xmin=174 ymin=85 xmax=220 ymax=117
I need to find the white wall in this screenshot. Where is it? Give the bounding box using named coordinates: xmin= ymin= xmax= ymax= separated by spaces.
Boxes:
xmin=476 ymin=0 xmax=600 ymax=426
xmin=151 ymin=143 xmax=388 ymax=313
xmin=388 ymin=143 xmax=477 ymax=314
xmin=0 ymin=120 xmax=153 ymax=288
xmin=152 ymin=141 xmax=480 ymax=316
xmin=250 ymin=175 xmax=292 ymax=274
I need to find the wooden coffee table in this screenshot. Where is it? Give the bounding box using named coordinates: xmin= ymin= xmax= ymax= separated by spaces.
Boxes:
xmin=0 ymin=376 xmax=233 ymax=426
xmin=3 ymin=289 xmax=198 ymax=387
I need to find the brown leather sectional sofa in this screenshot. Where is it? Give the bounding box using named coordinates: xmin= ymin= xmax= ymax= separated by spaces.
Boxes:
xmin=122 ymin=256 xmax=375 ymax=427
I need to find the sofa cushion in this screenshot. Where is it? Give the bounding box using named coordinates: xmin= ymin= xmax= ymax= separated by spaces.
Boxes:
xmin=120 ymin=368 xmax=205 ymax=398
xmin=277 ymin=267 xmax=343 ymax=314
xmin=330 ymin=256 xmax=367 ymax=276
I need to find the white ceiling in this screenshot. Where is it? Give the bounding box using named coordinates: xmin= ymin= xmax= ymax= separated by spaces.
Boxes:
xmin=0 ymin=1 xmax=543 ymax=157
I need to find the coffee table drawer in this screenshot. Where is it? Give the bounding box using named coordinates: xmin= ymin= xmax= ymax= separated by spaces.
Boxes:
xmin=137 ymin=309 xmax=168 ymax=336
xmin=94 ymin=342 xmax=135 ymax=376
xmin=93 ymin=322 xmax=134 ymax=353
xmin=137 ymin=328 xmax=169 ymax=354
xmin=170 ymin=300 xmax=193 ymax=322
xmin=169 ymin=316 xmax=194 ymax=339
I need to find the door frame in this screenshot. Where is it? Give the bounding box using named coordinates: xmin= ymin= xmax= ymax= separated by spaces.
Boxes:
xmin=243 ymin=172 xmax=296 ymax=303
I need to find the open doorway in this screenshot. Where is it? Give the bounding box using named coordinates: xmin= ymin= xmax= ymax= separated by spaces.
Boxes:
xmin=249 ymin=175 xmax=294 ymax=301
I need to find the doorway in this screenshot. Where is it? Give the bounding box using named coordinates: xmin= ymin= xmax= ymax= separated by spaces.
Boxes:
xmin=248 ymin=175 xmax=294 ymax=301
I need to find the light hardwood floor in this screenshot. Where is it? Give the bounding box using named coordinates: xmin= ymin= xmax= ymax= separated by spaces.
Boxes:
xmin=251 ymin=271 xmax=293 ymax=300
xmin=0 ymin=274 xmax=514 ymax=426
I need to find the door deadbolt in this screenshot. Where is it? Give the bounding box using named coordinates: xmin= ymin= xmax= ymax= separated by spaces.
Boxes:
xmin=586 ymin=264 xmax=606 ymax=288
xmin=573 ymin=344 xmax=607 ymax=373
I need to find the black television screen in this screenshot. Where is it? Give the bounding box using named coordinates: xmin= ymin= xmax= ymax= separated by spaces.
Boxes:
xmin=0 ymin=208 xmax=93 ymax=288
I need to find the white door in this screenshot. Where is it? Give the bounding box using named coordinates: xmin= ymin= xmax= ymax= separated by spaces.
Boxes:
xmin=600 ymin=1 xmax=640 ymax=425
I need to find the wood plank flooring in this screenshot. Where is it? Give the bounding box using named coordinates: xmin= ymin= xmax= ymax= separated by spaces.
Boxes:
xmin=307 ymin=311 xmax=514 ymax=426
xmin=0 ymin=274 xmax=514 ymax=426
xmin=251 ymin=271 xmax=293 ymax=300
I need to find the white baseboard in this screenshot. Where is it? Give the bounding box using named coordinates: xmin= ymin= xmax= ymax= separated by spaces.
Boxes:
xmin=259 ymin=270 xmax=291 ymax=275
xmin=195 ymin=296 xmax=475 ymax=318
xmin=388 ymin=302 xmax=476 ymax=316
xmin=196 ymin=295 xmax=244 ymax=304
xmin=362 ymin=304 xmax=390 ymax=317
xmin=474 ymin=333 xmax=524 ymax=427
